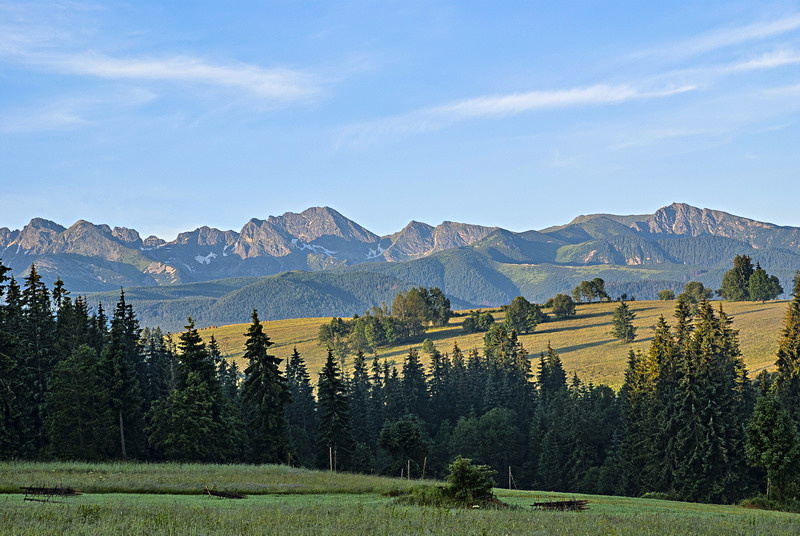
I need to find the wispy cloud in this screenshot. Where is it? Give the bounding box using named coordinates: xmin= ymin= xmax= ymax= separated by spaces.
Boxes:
xmin=724 ymin=49 xmax=800 ymax=73
xmin=429 ymin=84 xmax=695 ymax=120
xmin=631 ymin=13 xmax=800 ymax=61
xmin=0 ymin=3 xmax=318 ymax=101
xmin=337 ymin=83 xmax=696 ymax=149
xmin=24 ymin=52 xmax=318 ymax=100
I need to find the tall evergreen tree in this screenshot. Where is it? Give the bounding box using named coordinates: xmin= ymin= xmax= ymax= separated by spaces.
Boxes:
xmin=348 ymin=351 xmax=373 ymax=447
xmin=368 ymin=355 xmax=386 ymax=439
xmin=610 ymin=301 xmax=637 ymax=343
xmin=745 ymin=391 xmax=799 ymax=500
xmin=401 ymin=348 xmax=428 ymax=420
xmin=20 ymin=265 xmax=56 ymax=451
xmin=316 ymin=350 xmax=354 ymax=470
xmin=748 ymin=263 xmax=783 ymax=302
xmin=672 ymin=301 xmax=748 ymax=503
xmin=45 ymin=345 xmax=115 ymax=460
xmin=719 ymin=254 xmax=754 ymax=301
xmin=0 ymin=264 xmax=26 ymax=457
xmin=775 ymin=275 xmax=800 ymax=425
xmin=241 ymin=309 xmax=290 ymax=463
xmin=286 ymin=347 xmax=316 ymax=467
xmin=148 ymin=317 xmax=242 ymax=462
xmin=102 ymin=290 xmax=145 ymax=459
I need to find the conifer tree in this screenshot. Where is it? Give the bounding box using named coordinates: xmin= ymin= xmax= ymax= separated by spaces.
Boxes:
xmin=0 ymin=264 xmax=26 ymax=457
xmin=148 ymin=317 xmax=242 ymax=462
xmin=368 ymin=355 xmax=385 ymax=438
xmin=140 ymin=327 xmax=177 ymax=408
xmin=719 ymin=254 xmax=754 ymax=301
xmin=286 ymin=347 xmax=316 ymax=467
xmin=147 ymin=371 xmax=218 ymax=462
xmin=428 ymin=348 xmax=451 ymax=430
xmin=672 ymin=301 xmax=747 ymax=503
xmin=401 ymin=348 xmax=428 ymax=420
xmin=349 ymin=351 xmax=373 ymax=448
xmin=316 ymin=350 xmax=354 ymax=470
xmin=241 ymin=309 xmax=290 ymax=463
xmin=775 ymin=274 xmax=800 ymax=425
xmin=45 ymin=345 xmax=115 ymax=460
xmin=610 ymin=301 xmax=637 ymax=343
xmin=20 ymin=265 xmax=56 ymax=451
xmin=102 ymin=290 xmax=145 ymax=459
xmin=745 ymin=392 xmax=799 ymax=500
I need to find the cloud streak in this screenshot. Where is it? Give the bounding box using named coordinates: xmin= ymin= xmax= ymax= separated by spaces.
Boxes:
xmin=29 ymin=53 xmax=318 ymax=100
xmin=337 ymin=83 xmax=696 ymax=148
xmin=632 ymin=13 xmax=800 ymax=61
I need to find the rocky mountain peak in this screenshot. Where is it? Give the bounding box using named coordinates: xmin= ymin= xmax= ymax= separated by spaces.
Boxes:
xmin=112 ymin=226 xmax=143 ymax=247
xmin=267 ymin=206 xmax=379 ymax=244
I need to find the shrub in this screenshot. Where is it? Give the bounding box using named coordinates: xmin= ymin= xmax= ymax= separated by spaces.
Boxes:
xmin=658 ymin=290 xmax=675 ymax=301
xmin=741 ymin=495 xmax=800 ymax=513
xmin=443 ymin=456 xmax=497 ymax=505
xmin=396 ymin=456 xmax=502 ymax=508
xmin=551 ymin=294 xmax=576 ymax=318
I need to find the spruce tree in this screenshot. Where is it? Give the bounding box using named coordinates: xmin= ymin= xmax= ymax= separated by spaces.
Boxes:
xmin=745 ymin=392 xmax=799 ymax=500
xmin=102 ymin=290 xmax=145 ymax=459
xmin=286 ymin=347 xmax=316 ymax=467
xmin=368 ymin=355 xmax=385 ymax=439
xmin=617 ymin=348 xmax=658 ymax=495
xmin=610 ymin=301 xmax=637 ymax=343
xmin=0 ymin=265 xmax=26 ymax=457
xmin=672 ymin=301 xmax=747 ymax=503
xmin=719 ymin=255 xmax=754 ymax=301
xmin=348 ymin=351 xmax=373 ymax=447
xmin=147 ymin=371 xmax=218 ymax=461
xmin=148 ymin=317 xmax=242 ymax=462
xmin=241 ymin=309 xmax=289 ymax=463
xmin=45 ymin=345 xmax=115 ymax=460
xmin=20 ymin=265 xmax=55 ymax=451
xmin=428 ymin=348 xmax=451 ymax=430
xmin=316 ymin=350 xmax=354 ymax=470
xmin=775 ymin=276 xmax=800 ymax=425
xmin=401 ymin=348 xmax=428 ymax=420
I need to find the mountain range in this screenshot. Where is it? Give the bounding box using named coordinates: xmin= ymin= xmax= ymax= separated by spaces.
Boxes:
xmin=3 ymin=203 xmax=800 ymax=330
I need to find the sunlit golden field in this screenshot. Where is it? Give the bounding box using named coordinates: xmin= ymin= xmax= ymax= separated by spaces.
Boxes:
xmin=196 ymin=300 xmax=790 ymax=387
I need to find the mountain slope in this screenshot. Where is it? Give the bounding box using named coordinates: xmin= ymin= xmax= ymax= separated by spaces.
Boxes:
xmin=4 ymin=202 xmax=800 ymax=327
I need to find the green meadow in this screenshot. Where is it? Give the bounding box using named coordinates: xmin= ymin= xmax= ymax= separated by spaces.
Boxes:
xmin=1 ymin=462 xmax=798 ymax=535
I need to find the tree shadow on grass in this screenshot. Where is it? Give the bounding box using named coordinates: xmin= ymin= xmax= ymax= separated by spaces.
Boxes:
xmin=535 ymin=322 xmax=612 ymax=335
xmin=551 ymin=336 xmax=654 ymax=354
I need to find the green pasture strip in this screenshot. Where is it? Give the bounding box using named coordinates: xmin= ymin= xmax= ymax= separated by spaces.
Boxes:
xmin=2 ymin=491 xmax=800 ymax=536
xmin=0 ymin=461 xmax=433 ymax=496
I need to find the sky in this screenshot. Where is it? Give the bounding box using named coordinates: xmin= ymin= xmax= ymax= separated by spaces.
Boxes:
xmin=1 ymin=1 xmax=800 ymax=240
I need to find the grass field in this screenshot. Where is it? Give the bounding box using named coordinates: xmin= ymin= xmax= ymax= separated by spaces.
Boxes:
xmin=1 ymin=462 xmax=798 ymax=535
xmin=196 ymin=299 xmax=790 ymax=387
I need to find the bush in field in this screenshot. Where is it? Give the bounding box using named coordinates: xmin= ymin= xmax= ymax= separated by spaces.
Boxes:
xmin=400 ymin=456 xmax=498 ymax=508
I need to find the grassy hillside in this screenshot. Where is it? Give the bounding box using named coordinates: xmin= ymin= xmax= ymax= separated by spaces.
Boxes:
xmin=1 ymin=461 xmax=798 ymax=535
xmin=198 ymin=299 xmax=789 ymax=387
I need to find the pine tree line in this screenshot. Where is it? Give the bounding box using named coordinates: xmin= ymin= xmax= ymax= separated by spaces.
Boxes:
xmin=2 ymin=261 xmax=799 ymax=505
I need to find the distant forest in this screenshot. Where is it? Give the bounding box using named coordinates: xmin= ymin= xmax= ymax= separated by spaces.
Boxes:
xmin=1 ymin=258 xmax=800 ymax=508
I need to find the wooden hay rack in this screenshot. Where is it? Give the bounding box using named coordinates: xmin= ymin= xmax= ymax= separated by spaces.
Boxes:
xmin=532 ymin=498 xmax=589 ymax=511
xmin=203 ymin=486 xmax=247 ymax=500
xmin=21 ymin=486 xmax=81 ymax=503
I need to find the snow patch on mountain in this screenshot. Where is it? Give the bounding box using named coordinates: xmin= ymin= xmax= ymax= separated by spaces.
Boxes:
xmin=366 ymin=244 xmax=385 ymax=259
xmin=291 ymin=238 xmax=337 ymax=256
xmin=195 ymin=252 xmax=218 ymax=265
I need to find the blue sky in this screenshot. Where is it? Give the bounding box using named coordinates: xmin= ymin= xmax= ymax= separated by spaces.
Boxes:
xmin=1 ymin=1 xmax=800 ymax=240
